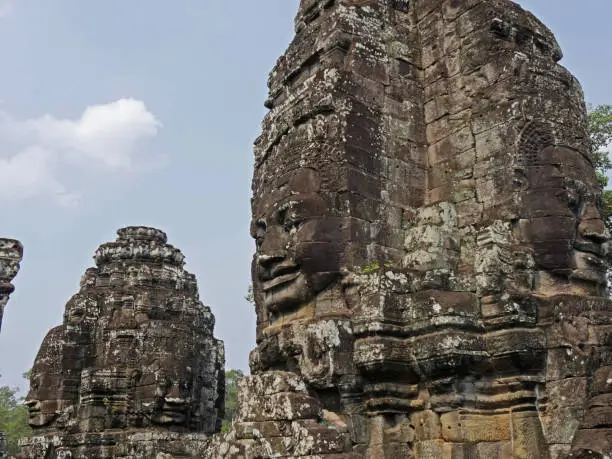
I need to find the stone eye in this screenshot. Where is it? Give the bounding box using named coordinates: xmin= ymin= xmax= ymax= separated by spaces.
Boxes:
xmin=276 ymin=208 xmax=298 ymax=233
xmin=281 ymin=213 xmax=301 ymax=233
xmin=567 ymin=190 xmax=582 ymax=215
xmin=276 ymin=208 xmax=288 ymax=226
xmin=254 ymin=220 xmax=266 ymax=247
xmin=283 ymin=220 xmax=299 ymax=233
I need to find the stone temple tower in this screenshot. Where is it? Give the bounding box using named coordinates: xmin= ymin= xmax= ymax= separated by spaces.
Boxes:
xmin=20 ymin=227 xmax=225 ymax=458
xmin=206 ymin=0 xmax=612 ymax=457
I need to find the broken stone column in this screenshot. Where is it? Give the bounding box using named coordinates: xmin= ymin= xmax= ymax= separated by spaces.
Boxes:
xmin=208 ymin=0 xmax=611 ymax=458
xmin=19 ymin=227 xmax=224 ymax=458
xmin=0 ymin=238 xmax=23 ymax=334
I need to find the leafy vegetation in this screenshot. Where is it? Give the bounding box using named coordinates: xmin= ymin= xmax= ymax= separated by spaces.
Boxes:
xmin=222 ymin=369 xmax=244 ymax=432
xmin=358 ymin=261 xmax=381 ymax=275
xmin=0 ymin=375 xmax=31 ymax=455
xmin=244 ymin=285 xmax=254 ymax=304
xmin=588 ymin=104 xmax=612 ymax=233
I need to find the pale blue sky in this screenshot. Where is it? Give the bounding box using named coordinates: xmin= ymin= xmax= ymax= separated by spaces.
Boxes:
xmin=0 ymin=1 xmax=611 ymax=392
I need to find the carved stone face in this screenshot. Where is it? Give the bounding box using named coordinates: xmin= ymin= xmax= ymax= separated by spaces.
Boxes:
xmin=151 ymin=376 xmax=192 ymax=425
xmin=251 ymin=168 xmax=345 ymax=314
xmin=523 ymin=146 xmax=609 ymax=295
xmin=25 ymin=327 xmax=65 ymax=427
xmin=134 ymin=332 xmax=202 ymax=427
xmin=64 ymin=297 xmax=87 ymax=326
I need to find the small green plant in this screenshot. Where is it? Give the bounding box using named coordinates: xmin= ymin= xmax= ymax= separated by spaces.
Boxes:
xmin=358 ymin=259 xmax=395 ymax=274
xmin=103 ymin=397 xmax=110 ymax=406
xmin=359 ymin=261 xmax=381 ymax=274
xmin=244 ymin=284 xmax=254 ymax=304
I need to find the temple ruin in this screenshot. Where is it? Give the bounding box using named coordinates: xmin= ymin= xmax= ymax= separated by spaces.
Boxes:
xmin=19 ymin=0 xmax=612 ymax=457
xmin=19 ymin=227 xmax=225 ymax=458
xmin=0 ymin=238 xmax=23 ymax=334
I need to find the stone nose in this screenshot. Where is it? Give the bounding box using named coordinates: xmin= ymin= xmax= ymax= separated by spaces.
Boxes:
xmin=257 ymin=253 xmax=286 ymax=270
xmin=24 ymin=399 xmax=40 ymax=409
xmin=164 ymin=384 xmax=186 ymax=404
xmin=578 ymin=202 xmax=609 ymax=244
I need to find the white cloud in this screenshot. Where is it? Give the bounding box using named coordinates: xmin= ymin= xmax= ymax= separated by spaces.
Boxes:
xmin=0 ymin=99 xmax=161 ymax=206
xmin=0 ymin=147 xmax=79 ymax=207
xmin=25 ymin=99 xmax=161 ymax=168
xmin=0 ymin=0 xmax=13 ymax=19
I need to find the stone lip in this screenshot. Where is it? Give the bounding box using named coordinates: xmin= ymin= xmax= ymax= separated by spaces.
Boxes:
xmin=0 ymin=281 xmax=15 ymax=295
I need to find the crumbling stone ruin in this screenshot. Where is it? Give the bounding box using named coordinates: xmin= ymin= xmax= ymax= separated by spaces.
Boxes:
xmin=18 ymin=1 xmax=612 ymax=458
xmin=0 ymin=238 xmax=23 ymax=334
xmin=19 ymin=227 xmax=225 ymax=458
xmin=208 ymin=0 xmax=611 ymax=458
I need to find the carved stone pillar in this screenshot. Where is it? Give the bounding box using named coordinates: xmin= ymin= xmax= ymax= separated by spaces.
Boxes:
xmin=0 ymin=238 xmax=23 ymax=334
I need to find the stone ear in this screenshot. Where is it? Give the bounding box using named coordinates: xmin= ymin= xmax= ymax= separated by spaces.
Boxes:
xmin=512 ymin=167 xmax=529 ymax=191
xmin=519 ymin=121 xmax=556 ymax=166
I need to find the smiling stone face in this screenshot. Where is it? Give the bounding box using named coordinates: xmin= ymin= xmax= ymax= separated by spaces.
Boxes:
xmin=25 ymin=327 xmax=68 ymax=428
xmin=251 ymin=167 xmax=348 ymax=317
xmin=521 ymin=145 xmax=610 ymax=296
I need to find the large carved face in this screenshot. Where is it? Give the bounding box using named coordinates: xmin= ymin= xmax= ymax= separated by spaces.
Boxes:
xmin=251 ymin=168 xmax=346 ymax=315
xmin=150 ymin=374 xmax=193 ymax=425
xmin=523 ymin=145 xmax=609 ymax=295
xmin=25 ymin=327 xmax=66 ymax=427
xmin=135 ymin=333 xmax=200 ymax=427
